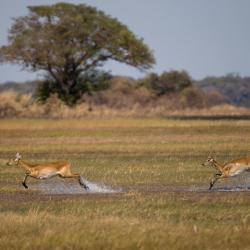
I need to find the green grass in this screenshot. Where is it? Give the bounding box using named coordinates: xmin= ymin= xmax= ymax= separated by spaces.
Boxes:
xmin=1 ymin=118 xmax=250 ymax=249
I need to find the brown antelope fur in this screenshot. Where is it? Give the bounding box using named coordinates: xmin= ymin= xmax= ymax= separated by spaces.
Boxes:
xmin=202 ymin=156 xmax=250 ymax=190
xmin=7 ymin=153 xmax=88 ymax=190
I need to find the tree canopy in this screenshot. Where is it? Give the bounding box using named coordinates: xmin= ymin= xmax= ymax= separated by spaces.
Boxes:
xmin=138 ymin=70 xmax=192 ymax=95
xmin=0 ymin=2 xmax=155 ymax=104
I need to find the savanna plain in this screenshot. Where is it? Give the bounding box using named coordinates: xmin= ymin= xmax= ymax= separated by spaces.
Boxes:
xmin=0 ymin=118 xmax=250 ymax=250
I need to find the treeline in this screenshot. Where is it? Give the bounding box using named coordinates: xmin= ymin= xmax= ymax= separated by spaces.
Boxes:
xmin=0 ymin=70 xmax=225 ymax=110
xmin=2 ymin=70 xmax=250 ymax=118
xmin=196 ymin=73 xmax=250 ymax=107
xmin=0 ymin=81 xmax=37 ymax=94
xmin=2 ymin=71 xmax=250 ymax=111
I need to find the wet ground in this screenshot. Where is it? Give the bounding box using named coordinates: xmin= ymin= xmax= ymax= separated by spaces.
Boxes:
xmin=20 ymin=178 xmax=122 ymax=195
xmin=1 ymin=174 xmax=250 ymax=203
xmin=1 ymin=179 xmax=250 ymax=204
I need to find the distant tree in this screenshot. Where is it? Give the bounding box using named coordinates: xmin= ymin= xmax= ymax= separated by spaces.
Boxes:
xmin=138 ymin=70 xmax=192 ymax=95
xmin=0 ymin=3 xmax=155 ymax=105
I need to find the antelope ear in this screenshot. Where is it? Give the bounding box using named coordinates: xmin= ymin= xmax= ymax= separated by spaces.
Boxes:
xmin=208 ymin=149 xmax=215 ymax=158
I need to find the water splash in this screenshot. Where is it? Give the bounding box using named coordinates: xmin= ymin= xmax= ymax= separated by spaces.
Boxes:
xmin=29 ymin=178 xmax=121 ymax=194
xmin=84 ymin=179 xmax=122 ymax=193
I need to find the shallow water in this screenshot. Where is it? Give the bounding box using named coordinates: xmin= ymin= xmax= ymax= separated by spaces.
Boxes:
xmin=20 ymin=173 xmax=250 ymax=194
xmin=189 ymin=174 xmax=250 ymax=192
xmin=27 ymin=178 xmax=122 ymax=195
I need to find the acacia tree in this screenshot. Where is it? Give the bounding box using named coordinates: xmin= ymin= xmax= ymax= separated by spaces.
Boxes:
xmin=0 ymin=3 xmax=155 ymax=105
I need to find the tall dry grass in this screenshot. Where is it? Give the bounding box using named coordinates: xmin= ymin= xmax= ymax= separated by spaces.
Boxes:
xmin=1 ymin=89 xmax=250 ymax=118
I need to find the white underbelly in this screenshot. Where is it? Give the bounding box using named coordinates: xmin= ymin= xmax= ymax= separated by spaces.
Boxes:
xmin=38 ymin=172 xmax=59 ymax=179
xmin=231 ymin=169 xmax=245 ymax=176
xmin=230 ymin=164 xmax=249 ymax=176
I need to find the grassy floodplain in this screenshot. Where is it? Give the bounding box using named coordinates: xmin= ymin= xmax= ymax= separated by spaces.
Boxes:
xmin=0 ymin=118 xmax=250 ymax=250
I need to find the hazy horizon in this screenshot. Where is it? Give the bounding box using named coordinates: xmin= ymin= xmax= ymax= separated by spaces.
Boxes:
xmin=1 ymin=0 xmax=250 ymax=83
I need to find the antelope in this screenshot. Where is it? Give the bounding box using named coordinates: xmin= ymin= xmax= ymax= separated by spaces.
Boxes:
xmin=202 ymin=156 xmax=250 ymax=190
xmin=7 ymin=153 xmax=89 ymax=190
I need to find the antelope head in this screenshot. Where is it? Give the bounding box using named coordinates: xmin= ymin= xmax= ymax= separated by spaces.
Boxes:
xmin=201 ymin=156 xmax=216 ymax=167
xmin=6 ymin=153 xmax=22 ymax=166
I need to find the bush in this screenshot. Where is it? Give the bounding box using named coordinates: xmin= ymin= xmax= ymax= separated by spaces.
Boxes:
xmin=138 ymin=70 xmax=192 ymax=95
xmin=0 ymin=91 xmax=34 ymax=117
xmin=181 ymin=87 xmax=224 ymax=108
xmin=92 ymin=76 xmax=154 ymax=108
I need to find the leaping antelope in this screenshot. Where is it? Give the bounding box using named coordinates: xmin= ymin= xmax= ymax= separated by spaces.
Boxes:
xmin=202 ymin=156 xmax=250 ymax=190
xmin=7 ymin=153 xmax=89 ymax=190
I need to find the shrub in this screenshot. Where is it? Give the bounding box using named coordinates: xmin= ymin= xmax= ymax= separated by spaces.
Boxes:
xmin=181 ymin=87 xmax=224 ymax=108
xmin=0 ymin=91 xmax=33 ymax=117
xmin=138 ymin=70 xmax=192 ymax=95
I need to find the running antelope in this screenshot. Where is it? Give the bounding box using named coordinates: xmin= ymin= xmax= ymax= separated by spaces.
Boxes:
xmin=7 ymin=153 xmax=89 ymax=190
xmin=202 ymin=156 xmax=250 ymax=190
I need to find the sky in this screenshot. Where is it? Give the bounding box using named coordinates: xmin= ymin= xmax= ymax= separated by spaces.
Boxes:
xmin=0 ymin=0 xmax=250 ymax=82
